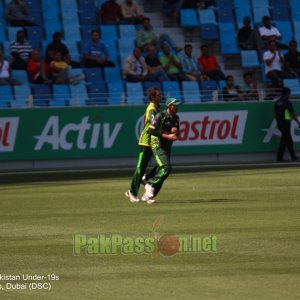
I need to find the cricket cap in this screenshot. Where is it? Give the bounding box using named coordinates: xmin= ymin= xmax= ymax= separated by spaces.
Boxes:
xmin=166 ymin=97 xmax=182 ymax=107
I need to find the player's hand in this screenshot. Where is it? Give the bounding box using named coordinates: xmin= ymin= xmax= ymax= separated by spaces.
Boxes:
xmin=168 ymin=133 xmax=178 ymax=141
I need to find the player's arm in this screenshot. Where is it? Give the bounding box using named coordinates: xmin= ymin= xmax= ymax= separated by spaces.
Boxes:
xmin=148 ymin=114 xmax=177 ymax=141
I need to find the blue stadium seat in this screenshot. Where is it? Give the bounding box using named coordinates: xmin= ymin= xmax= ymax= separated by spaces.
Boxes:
xmin=41 ymin=0 xmax=59 ymax=11
xmin=218 ymin=7 xmax=235 ymax=23
xmin=25 ymin=26 xmax=44 ymax=41
xmin=200 ymin=24 xmax=219 ymax=41
xmin=125 ymin=82 xmax=145 ymax=104
xmin=51 ymin=84 xmax=71 ymax=107
xmin=28 ymin=9 xmax=43 ymax=26
xmin=181 ymin=81 xmax=201 ymax=103
xmin=65 ymin=40 xmax=80 ymax=61
xmin=283 ymin=79 xmax=300 ymax=97
xmin=70 ymin=82 xmax=89 ymax=106
xmin=275 ymin=21 xmax=294 ymax=45
xmin=107 ymin=82 xmax=125 ymax=105
xmin=80 ymin=10 xmax=97 ymax=25
xmin=0 ymin=26 xmax=6 ymax=41
xmin=216 ymin=0 xmax=233 ymax=8
xmin=291 ymin=9 xmax=300 ymax=22
xmin=290 ymin=0 xmax=300 ymax=9
xmin=31 ymin=84 xmax=51 ymax=107
xmin=87 ymin=81 xmax=107 ymax=105
xmin=252 ymin=0 xmax=270 ymax=7
xmin=13 ymin=85 xmax=31 ymax=108
xmin=100 ymin=25 xmax=118 ymax=41
xmin=103 ymin=39 xmax=118 ymax=56
xmin=3 ymin=41 xmax=11 ymax=58
xmin=60 ymin=0 xmax=78 ymax=12
xmin=180 ymin=9 xmax=199 ymax=28
xmin=294 ymin=22 xmax=300 ymax=45
xmin=24 ymin=0 xmax=40 ymax=10
xmin=218 ymin=80 xmax=227 ymax=101
xmin=43 ymin=12 xmax=61 ymax=27
xmin=63 ymin=26 xmax=82 ymax=42
xmin=12 ymin=70 xmax=29 ymax=84
xmin=61 ymin=12 xmax=80 ymax=28
xmin=270 ymin=0 xmax=289 ymax=8
xmin=78 ymin=0 xmax=96 ymax=11
xmin=219 ymin=23 xmax=240 ymax=54
xmin=198 ymin=9 xmax=216 ymax=24
xmin=117 ymin=39 xmax=135 ymax=54
xmin=104 ymin=66 xmax=122 ymax=82
xmin=161 ymin=81 xmax=182 ymax=101
xmin=0 ymin=14 xmax=5 ymax=27
xmin=233 ymin=0 xmax=250 ymax=8
xmin=0 ymin=86 xmax=14 ymax=108
xmin=200 ymin=80 xmax=219 ymax=102
xmin=84 ymin=68 xmax=103 ymax=84
xmin=241 ymin=50 xmax=261 ymax=68
xmin=253 ymin=7 xmax=270 ymax=26
xmin=118 ymin=25 xmax=136 ymax=40
xmin=272 ymin=7 xmax=290 ymax=21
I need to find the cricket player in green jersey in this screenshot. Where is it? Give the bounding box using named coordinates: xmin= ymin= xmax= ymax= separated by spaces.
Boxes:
xmin=125 ymin=87 xmax=162 ymax=203
xmin=142 ymin=97 xmax=181 ymax=204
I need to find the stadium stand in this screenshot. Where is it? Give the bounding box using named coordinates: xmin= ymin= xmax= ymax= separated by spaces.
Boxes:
xmin=0 ymin=0 xmax=299 ymax=108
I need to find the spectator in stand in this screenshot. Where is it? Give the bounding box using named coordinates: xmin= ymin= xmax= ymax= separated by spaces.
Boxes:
xmin=240 ymin=72 xmax=259 ymax=101
xmin=284 ymin=40 xmax=300 ymax=77
xmin=237 ymin=16 xmax=255 ymax=50
xmin=198 ymin=44 xmax=226 ymax=81
xmin=123 ymin=47 xmax=148 ymax=82
xmin=258 ymin=16 xmax=288 ymax=50
xmin=160 ymin=43 xmax=188 ymax=81
xmin=136 ymin=17 xmax=182 ymax=53
xmin=121 ymin=0 xmax=144 ymax=25
xmin=182 ymin=0 xmax=215 ymax=9
xmin=97 ymin=0 xmax=123 ymax=25
xmin=179 ymin=44 xmax=209 ymax=81
xmin=0 ymin=52 xmax=20 ymax=85
xmin=222 ymin=75 xmax=244 ymax=101
xmin=45 ymin=32 xmax=80 ymax=68
xmin=4 ymin=0 xmax=36 ymax=26
xmin=263 ymin=40 xmax=294 ymax=90
xmin=144 ymin=45 xmax=170 ymax=82
xmin=10 ymin=30 xmax=33 ymax=70
xmin=27 ymin=49 xmax=51 ymax=84
xmin=49 ymin=51 xmax=85 ymax=84
xmin=83 ymin=30 xmax=115 ymax=68
xmin=161 ymin=0 xmax=183 ymax=20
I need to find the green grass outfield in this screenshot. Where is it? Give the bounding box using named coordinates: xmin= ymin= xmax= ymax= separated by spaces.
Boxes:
xmin=0 ymin=167 xmax=299 ymax=300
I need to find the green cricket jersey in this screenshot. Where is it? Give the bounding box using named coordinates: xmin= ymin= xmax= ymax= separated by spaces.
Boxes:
xmin=149 ymin=110 xmax=180 ymax=152
xmin=138 ymin=102 xmax=160 ymax=147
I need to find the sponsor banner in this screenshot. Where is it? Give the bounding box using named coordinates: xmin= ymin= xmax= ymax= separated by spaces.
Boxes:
xmin=0 ymin=117 xmax=19 ymax=152
xmin=175 ymin=111 xmax=248 ymax=146
xmin=0 ymin=102 xmax=300 ymax=161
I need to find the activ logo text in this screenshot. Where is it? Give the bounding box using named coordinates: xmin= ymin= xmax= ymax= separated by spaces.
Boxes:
xmin=262 ymin=119 xmax=300 ymax=143
xmin=0 ymin=117 xmax=19 ymax=152
xmin=34 ymin=116 xmax=122 ymax=151
xmin=175 ymin=111 xmax=248 ymax=146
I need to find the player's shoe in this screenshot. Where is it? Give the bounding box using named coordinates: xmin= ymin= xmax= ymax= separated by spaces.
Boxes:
xmin=141 ymin=194 xmax=156 ymax=204
xmin=145 ymin=183 xmax=154 ymax=198
xmin=125 ymin=190 xmax=140 ymax=203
